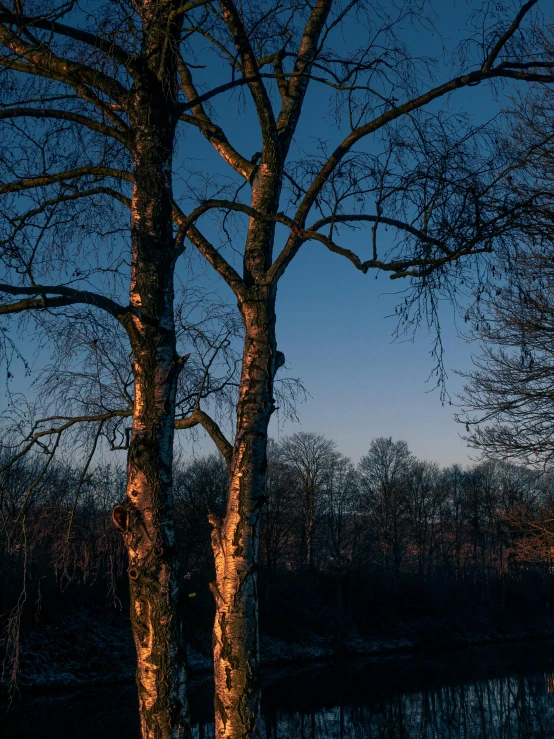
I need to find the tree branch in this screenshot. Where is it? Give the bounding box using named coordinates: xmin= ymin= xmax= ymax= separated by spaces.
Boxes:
xmin=308 ymin=213 xmax=447 ymax=250
xmin=0 ymin=22 xmax=129 ymax=108
xmin=0 ymin=10 xmax=137 ymax=72
xmin=0 ymin=409 xmax=132 ymax=475
xmin=271 ymin=226 xmax=491 ymax=281
xmin=171 ymin=0 xmax=215 ymax=17
xmin=0 ymin=284 xmax=129 ymax=321
xmin=217 ymin=0 xmax=278 ymax=147
xmin=481 ymin=0 xmax=538 ymax=73
xmin=177 ymin=57 xmax=254 ymax=179
xmin=175 ymin=407 xmax=233 ymax=466
xmin=276 ymin=0 xmax=333 ymax=150
xmin=0 ymin=166 xmax=133 ymax=195
xmin=0 ymin=107 xmax=130 ymax=146
xmin=172 ymin=202 xmax=247 ymax=299
xmin=290 ymin=2 xmax=548 ymax=238
xmin=1 ymin=187 xmax=131 ymax=250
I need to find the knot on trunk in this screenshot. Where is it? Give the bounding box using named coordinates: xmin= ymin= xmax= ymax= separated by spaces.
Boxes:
xmin=112 ymin=503 xmax=131 ymax=531
xmin=112 ymin=502 xmax=152 ymax=563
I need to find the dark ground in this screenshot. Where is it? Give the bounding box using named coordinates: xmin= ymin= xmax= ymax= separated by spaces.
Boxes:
xmin=4 ymin=568 xmax=554 ymax=691
xmin=5 ymin=640 xmax=554 ymax=738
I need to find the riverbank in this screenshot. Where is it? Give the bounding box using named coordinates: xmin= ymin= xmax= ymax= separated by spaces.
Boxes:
xmin=4 ymin=603 xmax=554 ymax=692
xmin=5 ymin=638 xmax=554 ymax=739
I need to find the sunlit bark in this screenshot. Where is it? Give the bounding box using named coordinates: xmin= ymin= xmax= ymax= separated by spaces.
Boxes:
xmin=211 ymin=288 xmax=279 ymax=739
xmin=112 ymin=3 xmax=190 ymax=737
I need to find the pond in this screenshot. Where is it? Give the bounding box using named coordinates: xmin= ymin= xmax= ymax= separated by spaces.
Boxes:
xmin=4 ymin=641 xmax=554 ymax=738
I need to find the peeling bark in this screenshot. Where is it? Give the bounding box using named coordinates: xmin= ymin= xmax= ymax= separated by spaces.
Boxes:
xmin=211 ymin=288 xmax=278 ymax=739
xmin=208 ymin=42 xmax=285 ymax=728
xmin=113 ymin=3 xmax=190 ymax=737
xmin=115 ymin=335 xmax=189 ymax=739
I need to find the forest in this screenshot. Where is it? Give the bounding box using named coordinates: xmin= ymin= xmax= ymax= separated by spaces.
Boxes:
xmin=4 ymin=434 xmax=554 ymax=695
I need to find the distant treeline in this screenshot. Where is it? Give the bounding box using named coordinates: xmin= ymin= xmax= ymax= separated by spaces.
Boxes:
xmin=3 ymin=433 xmax=554 ymax=660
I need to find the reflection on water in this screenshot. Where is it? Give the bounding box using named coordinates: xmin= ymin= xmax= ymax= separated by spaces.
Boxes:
xmin=5 ymin=643 xmax=554 ymax=738
xmin=262 ymin=676 xmax=554 ymax=739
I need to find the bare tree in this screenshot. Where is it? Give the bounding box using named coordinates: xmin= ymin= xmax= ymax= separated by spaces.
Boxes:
xmin=320 ymin=453 xmax=359 ymax=643
xmin=277 ymin=432 xmax=339 ymax=575
xmin=259 ymin=439 xmax=296 ymax=580
xmin=2 ymin=1 xmax=554 ymax=737
xmin=358 ymin=437 xmax=412 ymax=577
xmin=458 ymin=240 xmax=554 ymax=466
xmin=403 ymin=460 xmax=443 ymax=579
xmin=321 ymin=454 xmax=359 ymax=576
xmin=454 ymin=82 xmax=554 ymax=467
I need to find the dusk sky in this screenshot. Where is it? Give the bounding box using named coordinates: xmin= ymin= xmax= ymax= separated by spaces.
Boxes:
xmin=177 ymin=3 xmax=511 ymax=468
xmin=1 ymin=1 xmax=529 ymax=469
xmin=268 ymin=242 xmax=475 ymax=467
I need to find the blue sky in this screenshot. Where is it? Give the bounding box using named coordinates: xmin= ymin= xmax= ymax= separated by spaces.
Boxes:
xmin=177 ymin=1 xmax=523 ymax=467
xmin=269 ymin=241 xmax=474 ymax=467
xmin=2 ymin=0 xmax=543 ymax=469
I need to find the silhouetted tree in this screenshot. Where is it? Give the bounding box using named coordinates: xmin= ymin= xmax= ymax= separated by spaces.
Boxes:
xmin=277 ymin=432 xmax=339 ymax=575
xmin=260 ymin=440 xmax=296 ymax=579
xmin=459 ymin=241 xmax=554 ymax=466
xmin=403 ymin=460 xmax=443 ymax=579
xmin=455 ymin=84 xmax=554 ymax=467
xmin=358 ymin=438 xmax=412 ymax=577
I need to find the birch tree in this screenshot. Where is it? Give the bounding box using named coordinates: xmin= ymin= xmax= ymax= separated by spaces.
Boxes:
xmin=2 ymin=1 xmax=554 ymax=738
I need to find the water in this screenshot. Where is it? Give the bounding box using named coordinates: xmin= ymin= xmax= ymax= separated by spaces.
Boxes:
xmin=5 ymin=642 xmax=554 ymax=737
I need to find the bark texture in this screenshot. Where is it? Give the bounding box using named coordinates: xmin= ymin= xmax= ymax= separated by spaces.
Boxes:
xmin=207 ymin=17 xmax=290 ymax=723
xmin=211 ymin=287 xmax=279 ymax=739
xmin=113 ymin=4 xmax=189 ymax=737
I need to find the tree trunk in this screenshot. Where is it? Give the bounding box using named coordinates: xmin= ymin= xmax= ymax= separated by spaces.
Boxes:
xmin=115 ymin=335 xmax=189 ymax=739
xmin=112 ymin=9 xmax=189 ymax=733
xmin=210 ymin=287 xmax=278 ymax=739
